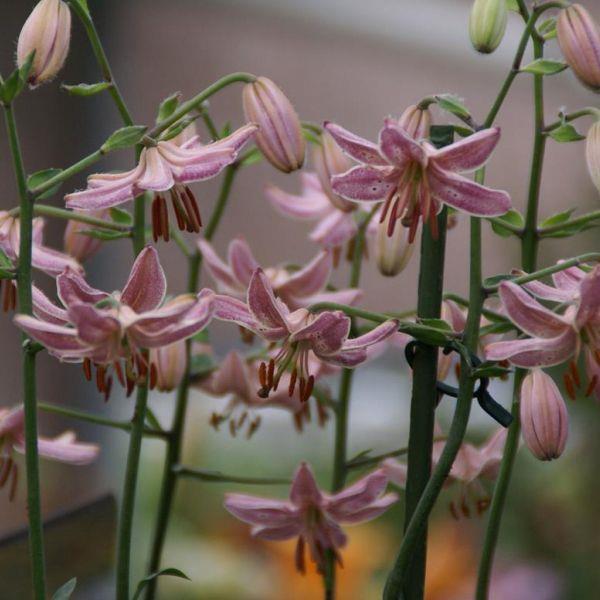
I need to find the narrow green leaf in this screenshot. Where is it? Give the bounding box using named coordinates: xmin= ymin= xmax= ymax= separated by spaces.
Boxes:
xmin=238 ymin=149 xmax=263 ymax=168
xmin=548 ymin=123 xmax=586 ymax=143
xmin=62 ymin=82 xmax=112 ymax=96
xmin=539 ymin=208 xmax=575 ymax=229
xmin=160 ymin=116 xmax=197 ymax=141
xmin=505 ymin=0 xmax=520 ymax=12
xmin=52 ymin=577 xmax=77 ymax=600
xmin=79 ymin=229 xmax=131 ymax=241
xmin=220 ymin=121 xmax=232 ymax=138
xmin=302 ymin=128 xmax=322 ymax=146
xmin=434 ymin=94 xmax=471 ymax=120
xmin=417 ymin=318 xmax=453 ymax=332
xmin=483 ymin=274 xmax=514 ymax=288
xmin=521 ymin=58 xmax=567 ymax=76
xmin=27 ymin=168 xmax=64 ymax=199
xmin=109 ymin=207 xmax=133 ymax=226
xmin=144 ymin=407 xmax=163 ymax=431
xmin=490 ymin=209 xmax=524 ymax=237
xmin=156 ymin=92 xmax=181 ymax=124
xmin=101 ymin=125 xmax=147 ymax=153
xmin=132 ymin=568 xmax=190 ymax=600
xmin=472 ymin=364 xmax=512 ymax=379
xmin=0 ymin=249 xmax=13 ymax=270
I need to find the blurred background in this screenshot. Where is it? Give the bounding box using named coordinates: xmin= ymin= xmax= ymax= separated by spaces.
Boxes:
xmin=0 ymin=0 xmax=598 ymax=598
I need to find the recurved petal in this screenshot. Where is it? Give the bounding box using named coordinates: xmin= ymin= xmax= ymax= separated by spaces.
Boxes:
xmin=342 ymin=319 xmax=399 ymax=350
xmin=575 ymin=265 xmax=600 ymax=330
xmin=248 ymin=268 xmax=289 ymax=330
xmin=332 ymin=493 xmax=398 ymax=524
xmin=277 ymin=251 xmax=332 ymax=298
xmin=67 ymin=303 xmax=121 ymax=346
xmin=228 ymin=238 xmax=260 ymax=287
xmin=499 ymin=281 xmax=570 ymax=338
xmin=265 ymin=174 xmax=331 ymax=220
xmin=224 ymin=493 xmax=298 ymax=526
xmin=331 ymin=166 xmax=396 ymax=202
xmin=121 ymin=246 xmax=167 ymax=312
xmin=431 ymin=127 xmax=500 ymax=173
xmin=485 ymin=330 xmax=577 ymax=367
xmin=31 ymin=244 xmax=82 ymax=277
xmin=521 ymin=277 xmax=576 ymax=303
xmin=251 ymin=522 xmax=303 ymax=541
xmin=197 ymin=239 xmax=240 ymax=294
xmin=57 ymin=267 xmax=108 ymax=307
xmin=0 ymin=405 xmax=25 ymax=438
xmin=379 ymin=119 xmax=426 ymax=167
xmin=552 ymin=263 xmax=586 ymax=292
xmin=324 ymin=122 xmax=388 ymax=166
xmin=291 ymin=311 xmax=350 ymax=355
xmin=289 ymin=462 xmax=323 ymax=507
xmin=381 ymin=458 xmax=407 ymax=488
xmin=13 ymin=315 xmax=90 ymax=358
xmin=301 ymin=288 xmax=364 ymax=308
xmin=32 ymin=285 xmax=69 ymax=324
xmin=309 ymin=210 xmax=357 ymax=249
xmin=20 ymin=432 xmax=100 ymax=465
xmin=326 ymin=469 xmax=389 ymax=518
xmin=136 ymin=147 xmax=174 ymax=191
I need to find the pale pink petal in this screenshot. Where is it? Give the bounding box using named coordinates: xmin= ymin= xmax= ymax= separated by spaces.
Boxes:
xmin=575 ymin=265 xmax=600 ymax=330
xmin=485 ymin=330 xmax=577 ymax=367
xmin=379 ymin=119 xmax=425 ymax=167
xmin=333 ymin=493 xmax=398 ymax=524
xmin=251 ymin=522 xmax=303 ymax=540
xmin=521 ymin=277 xmax=575 ymax=303
xmin=289 ymin=462 xmax=323 ymax=507
xmin=552 ymin=263 xmax=586 ymax=292
xmin=430 ymin=127 xmax=500 ymax=173
xmin=265 ymin=174 xmax=331 ymax=220
xmin=428 ymin=164 xmax=511 ymax=216
xmin=324 ymin=122 xmax=388 ymax=166
xmin=278 ymin=251 xmax=332 ymax=299
xmin=0 ymin=405 xmax=24 ymax=438
xmin=321 ymin=347 xmax=367 ymax=367
xmin=31 ymin=244 xmax=82 ymax=277
xmin=309 ymin=211 xmax=357 ymax=249
xmin=341 ymin=319 xmax=399 ymax=350
xmin=67 ymin=303 xmax=121 ymax=346
xmin=326 ymin=469 xmax=389 ymax=518
xmin=381 ymin=458 xmax=407 ymax=488
xmin=247 ymin=268 xmax=289 ymax=330
xmin=13 ymin=315 xmax=90 ymax=358
xmin=477 ymin=428 xmax=508 ymax=480
xmin=136 ymin=147 xmax=174 ymax=191
xmin=32 ymin=285 xmax=68 ymax=324
xmin=228 ymin=238 xmax=259 ymax=287
xmin=18 ymin=432 xmax=99 ymax=465
xmin=224 ymin=493 xmax=297 ymax=526
xmin=176 ymin=149 xmax=238 ymax=183
xmin=499 ymin=281 xmax=570 ymax=338
xmin=121 ymin=246 xmax=167 ymax=312
xmin=291 ymin=311 xmax=350 ymax=355
xmin=197 ymin=239 xmax=241 ymax=294
xmin=331 ymin=166 xmax=396 ymax=202
xmin=57 ymin=267 xmax=108 ymax=307
xmin=301 ymin=288 xmax=363 ymax=308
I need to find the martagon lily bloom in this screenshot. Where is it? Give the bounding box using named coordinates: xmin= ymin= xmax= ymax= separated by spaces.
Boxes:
xmin=14 ymin=246 xmax=214 ymax=398
xmin=0 ymin=404 xmax=99 ymax=500
xmin=224 ymin=462 xmax=397 ymax=573
xmin=485 ymin=264 xmax=600 ymax=400
xmin=65 ymin=123 xmax=257 ymax=241
xmin=383 ymin=426 xmax=507 ymax=518
xmin=324 ymin=120 xmax=511 ymax=242
xmin=199 ymin=350 xmax=334 ymax=436
xmin=209 ymin=268 xmax=398 ymax=402
xmin=198 ymin=237 xmax=362 ymax=309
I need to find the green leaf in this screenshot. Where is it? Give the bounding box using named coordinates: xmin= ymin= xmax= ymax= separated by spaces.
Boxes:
xmin=417 ymin=318 xmax=453 ymax=332
xmin=52 ymin=577 xmax=77 ymax=600
xmin=238 ymin=149 xmax=263 ymax=168
xmin=490 ymin=209 xmax=524 ymax=237
xmin=505 ymin=0 xmax=520 ymax=12
xmin=548 ymin=123 xmax=586 ymax=143
xmin=302 ymin=128 xmax=322 ymax=146
xmin=472 ymin=364 xmax=512 ymax=379
xmin=538 ymin=17 xmax=557 ymax=40
xmin=70 ymin=0 xmax=90 ymax=14
xmin=1 ymin=52 xmax=35 ymax=103
xmin=191 ymin=330 xmax=210 ymax=344
xmin=398 ymin=323 xmax=452 ymax=347
xmin=539 ymin=208 xmax=575 ymax=229
xmin=62 ymin=82 xmax=112 ymax=96
xmin=220 ymin=121 xmax=232 ymax=138
xmin=101 ymin=125 xmax=148 ymax=153
xmin=160 ymin=116 xmax=197 ymax=141
xmin=79 ymin=229 xmax=131 ymax=241
xmin=27 ymin=168 xmax=63 ymax=199
xmin=0 ymin=248 xmax=13 ymax=270
xmin=156 ymin=92 xmax=181 ymax=124
xmin=144 ymin=407 xmax=163 ymax=431
xmin=132 ymin=568 xmax=190 ymax=600
xmin=435 ymin=94 xmax=471 ymax=120
xmin=521 ymin=58 xmax=567 ymax=76
xmin=483 ymin=274 xmax=514 ymax=288
xmin=481 ymin=321 xmax=517 ymax=335
xmin=109 ymin=207 xmax=133 ymax=226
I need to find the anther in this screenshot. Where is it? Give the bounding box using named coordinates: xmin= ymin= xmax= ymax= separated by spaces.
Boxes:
xmin=103 ymin=376 xmax=113 ymax=402
xmin=585 ymin=375 xmax=598 ymax=397
xmin=563 ymin=372 xmax=576 ymax=400
xmin=82 ymin=358 xmax=92 ymax=381
xmin=267 ymin=359 xmax=275 ymax=389
xmin=288 ymin=368 xmax=298 ymax=397
xmin=303 ymin=375 xmax=315 ymax=402
xmin=258 ymin=362 xmax=267 ymax=388
xmin=149 ymin=362 xmax=158 ymax=390
xmin=569 ymin=360 xmax=581 ymax=388
xmin=113 ymin=361 xmax=125 ymax=387
xmin=96 ymin=365 xmax=106 ymax=393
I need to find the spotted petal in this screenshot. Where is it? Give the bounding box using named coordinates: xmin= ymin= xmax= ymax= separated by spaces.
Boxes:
xmin=224 ymin=493 xmax=297 ymax=527
xmin=575 ymin=265 xmax=600 ymax=330
xmin=379 ymin=119 xmax=426 ymax=167
xmin=430 ymin=127 xmax=500 ymax=173
xmin=324 ymin=122 xmax=388 ymax=166
xmin=247 ymin=268 xmax=289 ymax=330
xmin=228 ymin=238 xmax=259 ymax=287
xmin=278 ymin=251 xmax=332 ymax=299
xmin=197 ymin=239 xmax=241 ymax=295
xmin=291 ymin=311 xmax=350 ymax=355
xmin=121 ymin=246 xmax=167 ymax=312
xmin=57 ymin=267 xmax=108 ymax=307
xmin=331 ymin=166 xmax=396 ymax=202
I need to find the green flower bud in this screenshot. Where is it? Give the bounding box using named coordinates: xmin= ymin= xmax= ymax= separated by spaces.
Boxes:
xmin=469 ymin=0 xmax=508 ymax=54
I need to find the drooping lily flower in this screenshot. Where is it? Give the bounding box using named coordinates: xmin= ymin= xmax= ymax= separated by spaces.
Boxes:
xmin=224 ymin=462 xmax=397 ymax=573
xmin=14 ymin=246 xmax=214 ymax=397
xmin=65 ymin=124 xmax=257 ymax=241
xmin=383 ymin=426 xmax=507 ymax=518
xmin=324 ymin=120 xmax=511 ymax=241
xmin=485 ymin=265 xmax=600 ymax=399
xmin=209 ymin=268 xmax=398 ymax=402
xmin=198 ymin=350 xmax=335 ymax=436
xmin=0 ymin=404 xmax=99 ymax=500
xmin=198 ymin=237 xmax=362 ymax=309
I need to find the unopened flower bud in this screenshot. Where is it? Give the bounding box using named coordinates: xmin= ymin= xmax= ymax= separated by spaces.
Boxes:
xmin=557 ymin=4 xmax=600 ymax=92
xmin=469 ymin=0 xmax=508 ymax=54
xmin=150 ymin=341 xmax=187 ymax=392
xmin=63 ymin=210 xmax=106 ymax=263
xmin=376 ymin=209 xmax=414 ymax=276
xmin=398 ymin=104 xmax=432 ymax=140
xmin=520 ymin=369 xmax=568 ymax=461
xmin=586 ymin=120 xmax=600 ymax=193
xmin=313 ymin=131 xmax=354 ymax=211
xmin=17 ymin=0 xmax=71 ymax=87
xmin=242 ymin=76 xmax=305 ymax=173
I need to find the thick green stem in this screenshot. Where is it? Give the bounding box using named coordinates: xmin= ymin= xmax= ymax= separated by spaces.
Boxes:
xmin=476 ymin=37 xmax=547 ymax=600
xmin=144 ymin=164 xmax=238 ymax=599
xmin=3 ymin=103 xmax=46 ymax=599
xmin=174 ymin=466 xmax=290 ymax=485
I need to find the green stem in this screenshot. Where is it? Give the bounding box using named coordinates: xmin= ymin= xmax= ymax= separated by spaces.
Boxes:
xmin=144 ymin=164 xmax=239 ymax=599
xmin=539 ymin=210 xmax=600 ymax=237
xmin=68 ymin=0 xmax=134 ymax=126
xmin=543 ymin=107 xmax=600 ymax=133
xmin=38 ymin=403 xmax=167 ymax=439
xmin=345 ymin=442 xmax=446 ymax=472
xmin=3 ymin=103 xmax=46 ymax=598
xmin=149 ymin=73 xmax=256 ymax=139
xmin=30 ymin=204 xmax=129 ymax=230
xmin=384 ymin=213 xmax=484 ymax=599
xmin=476 ymin=37 xmax=547 ymax=600
xmin=174 ymin=466 xmax=290 ymax=485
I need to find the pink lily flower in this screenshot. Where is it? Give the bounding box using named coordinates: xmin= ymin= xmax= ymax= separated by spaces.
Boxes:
xmin=224 ymin=462 xmax=397 ymax=573
xmin=198 ymin=237 xmax=362 ymax=310
xmin=209 ymin=268 xmax=398 ymax=401
xmin=198 ymin=350 xmax=335 ymax=436
xmin=324 ymin=120 xmax=511 ymax=242
xmin=383 ymin=426 xmax=507 ymax=518
xmin=265 ymin=172 xmax=371 ymax=257
xmin=14 ymin=246 xmax=214 ymax=397
xmin=485 ymin=264 xmax=600 ymax=399
xmin=0 ymin=404 xmax=99 ymax=500
xmin=65 ymin=124 xmax=257 ymax=241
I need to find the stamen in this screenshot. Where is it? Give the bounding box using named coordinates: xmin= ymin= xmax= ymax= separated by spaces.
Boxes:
xmin=563 ymin=372 xmax=576 ymax=400
xmin=237 ymin=411 xmax=248 ymax=429
xmin=295 ymin=537 xmax=306 ymax=575
xmin=267 ymin=359 xmax=275 ymax=389
xmin=151 ymin=196 xmax=161 ymax=243
xmin=113 ymin=361 xmax=125 ymax=387
xmin=0 ymin=458 xmax=13 ymax=488
xmin=258 ymin=362 xmax=267 ymax=388
xmin=184 ymin=186 xmax=203 ymax=228
xmin=595 ymin=349 xmax=600 ymax=366
xmin=149 ymin=362 xmax=158 ymax=390
xmin=96 ymin=365 xmax=106 ymax=393
xmin=103 ymin=376 xmax=113 ymax=402
xmin=345 ymin=236 xmax=355 ymax=262
xmin=159 ymin=195 xmax=170 ymax=242
xmin=229 ymin=419 xmax=237 ymax=437
xmin=82 ymin=358 xmax=92 ymax=381
xmin=247 ymin=416 xmax=260 ymax=439
xmin=303 ymin=375 xmax=315 ymax=403
xmin=181 ymin=189 xmax=201 ymax=233
xmin=239 ymin=326 xmax=254 ymax=344
xmin=332 ymin=246 xmax=341 ymax=268
xmin=288 ymin=368 xmax=298 ymax=397
xmin=317 ymin=402 xmax=328 ymax=427
xmin=170 ymin=189 xmax=188 ymax=231
xmin=293 ymin=412 xmax=303 ymax=432
xmin=585 ymin=375 xmax=598 ymax=397
xmin=460 ymin=495 xmax=471 ymax=518
xmin=477 ymin=498 xmax=491 ymax=515
xmin=569 ymin=360 xmax=581 ymax=388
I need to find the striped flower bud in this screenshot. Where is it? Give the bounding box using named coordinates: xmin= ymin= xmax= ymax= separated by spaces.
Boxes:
xmin=313 ymin=130 xmax=354 ymax=211
xmin=586 ymin=120 xmax=600 ymax=193
xmin=468 ymin=0 xmax=508 ymax=54
xmin=520 ymin=369 xmax=568 ymax=461
xmin=376 ymin=208 xmax=415 ymax=276
xmin=63 ymin=210 xmax=106 ymax=263
xmin=150 ymin=341 xmax=187 ymax=392
xmin=242 ymin=77 xmax=305 ymax=173
xmin=17 ymin=0 xmax=71 ymax=87
xmin=557 ymin=4 xmax=600 ymax=92
xmin=398 ymin=104 xmax=432 ymax=140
